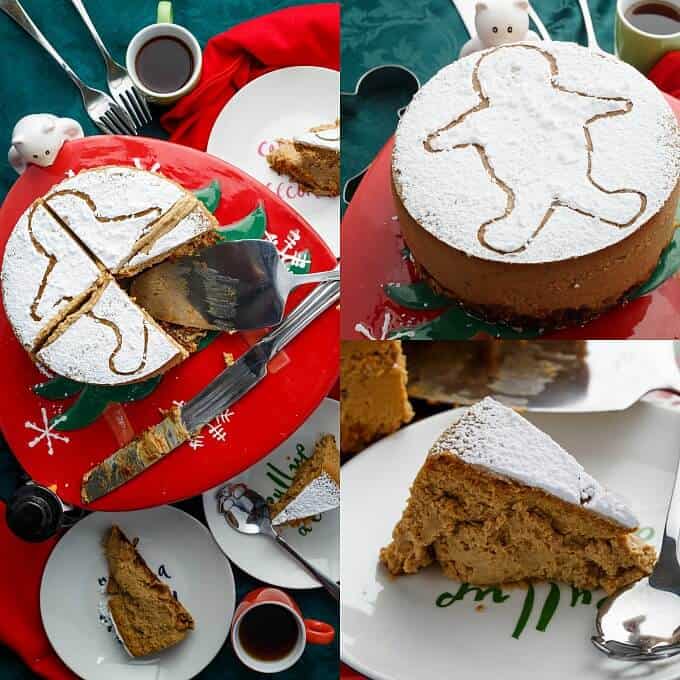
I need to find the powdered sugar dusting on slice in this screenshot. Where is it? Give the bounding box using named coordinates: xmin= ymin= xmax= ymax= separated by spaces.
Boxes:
xmin=1 ymin=202 xmax=101 ymax=351
xmin=123 ymin=205 xmax=215 ymax=271
xmin=37 ymin=280 xmax=182 ymax=385
xmin=45 ymin=166 xmax=186 ymax=270
xmin=394 ymin=42 xmax=679 ymax=263
xmin=271 ymin=472 xmax=340 ymax=526
xmin=430 ymin=397 xmax=638 ymax=528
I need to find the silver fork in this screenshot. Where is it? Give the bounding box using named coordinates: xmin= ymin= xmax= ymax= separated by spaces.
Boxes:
xmin=68 ymin=0 xmax=151 ymax=128
xmin=0 ymin=0 xmax=136 ymax=136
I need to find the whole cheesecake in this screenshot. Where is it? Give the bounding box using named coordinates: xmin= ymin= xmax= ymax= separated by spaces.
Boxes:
xmin=392 ymin=42 xmax=680 ymax=327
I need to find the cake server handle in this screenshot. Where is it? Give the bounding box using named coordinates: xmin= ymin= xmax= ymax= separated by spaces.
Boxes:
xmin=273 ymin=531 xmax=340 ymax=600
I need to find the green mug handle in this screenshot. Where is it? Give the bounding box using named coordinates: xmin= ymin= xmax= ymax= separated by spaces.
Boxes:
xmin=157 ymin=1 xmax=173 ymax=23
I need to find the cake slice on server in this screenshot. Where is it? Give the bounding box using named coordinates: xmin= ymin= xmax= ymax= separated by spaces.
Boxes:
xmin=380 ymin=397 xmax=655 ymax=593
xmin=269 ymin=434 xmax=340 ymax=526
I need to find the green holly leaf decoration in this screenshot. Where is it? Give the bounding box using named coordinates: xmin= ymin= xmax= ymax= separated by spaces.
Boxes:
xmin=41 ymin=376 xmax=163 ymax=431
xmin=629 ymin=223 xmax=680 ymax=300
xmin=217 ymin=202 xmax=267 ymax=242
xmin=389 ymin=305 xmax=541 ymax=340
xmin=33 ymin=376 xmax=83 ymax=400
xmin=383 ymin=282 xmax=450 ymax=311
xmin=194 ymin=180 xmax=222 ymax=213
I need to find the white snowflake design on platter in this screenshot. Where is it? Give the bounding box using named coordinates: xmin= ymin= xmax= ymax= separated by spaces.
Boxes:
xmin=265 ymin=229 xmax=310 ymax=270
xmin=166 ymin=402 xmax=236 ymax=450
xmin=355 ymin=310 xmax=394 ymax=340
xmin=25 ymin=407 xmax=69 ymax=456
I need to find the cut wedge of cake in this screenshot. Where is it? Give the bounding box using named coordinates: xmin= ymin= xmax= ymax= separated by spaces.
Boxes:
xmin=340 ymin=340 xmax=414 ymax=454
xmin=37 ymin=277 xmax=187 ymax=385
xmin=380 ymin=397 xmax=655 ymax=593
xmin=266 ymin=120 xmax=340 ymax=197
xmin=1 ymin=165 xmax=219 ymax=385
xmin=269 ymin=433 xmax=340 ymax=526
xmin=104 ymin=525 xmax=194 ymax=658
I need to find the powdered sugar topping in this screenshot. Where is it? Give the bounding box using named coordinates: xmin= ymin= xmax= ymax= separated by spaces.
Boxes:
xmin=430 ymin=397 xmax=638 ymax=528
xmin=37 ymin=280 xmax=183 ymax=385
xmin=394 ymin=42 xmax=679 ymax=263
xmin=271 ymin=472 xmax=340 ymax=526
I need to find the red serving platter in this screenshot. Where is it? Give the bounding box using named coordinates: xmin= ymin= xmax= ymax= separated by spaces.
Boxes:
xmin=341 ymin=94 xmax=680 ymax=340
xmin=0 ymin=136 xmax=338 ymax=511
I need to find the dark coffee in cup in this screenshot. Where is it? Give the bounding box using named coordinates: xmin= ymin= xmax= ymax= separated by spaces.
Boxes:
xmin=135 ymin=36 xmax=194 ymax=94
xmin=625 ymin=1 xmax=680 ymax=34
xmin=237 ymin=604 xmax=299 ymax=661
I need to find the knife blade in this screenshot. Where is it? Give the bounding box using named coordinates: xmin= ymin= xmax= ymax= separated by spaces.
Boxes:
xmin=81 ymin=281 xmax=340 ymax=503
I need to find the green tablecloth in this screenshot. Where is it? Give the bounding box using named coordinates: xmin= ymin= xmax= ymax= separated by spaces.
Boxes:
xmin=341 ymin=0 xmax=618 ymax=206
xmin=0 ymin=2 xmax=338 ymax=679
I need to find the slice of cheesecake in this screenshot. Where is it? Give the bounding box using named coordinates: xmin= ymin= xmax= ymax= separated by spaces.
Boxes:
xmin=380 ymin=398 xmax=655 ymax=594
xmin=340 ymin=340 xmax=414 ymax=454
xmin=269 ymin=434 xmax=340 ymax=526
xmin=104 ymin=525 xmax=194 ymax=657
xmin=266 ymin=120 xmax=340 ymax=197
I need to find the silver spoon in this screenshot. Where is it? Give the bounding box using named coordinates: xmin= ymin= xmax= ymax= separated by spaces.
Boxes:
xmin=130 ymin=239 xmax=339 ymax=331
xmin=593 ymin=449 xmax=680 ymax=659
xmin=216 ymin=483 xmax=340 ymax=600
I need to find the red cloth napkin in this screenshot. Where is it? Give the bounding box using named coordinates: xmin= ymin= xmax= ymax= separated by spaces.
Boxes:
xmin=649 ymin=51 xmax=680 ymax=100
xmin=0 ymin=502 xmax=76 ymax=680
xmin=161 ymin=3 xmax=340 ymax=150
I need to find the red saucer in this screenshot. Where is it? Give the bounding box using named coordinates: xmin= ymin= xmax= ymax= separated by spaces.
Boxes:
xmin=341 ymin=95 xmax=680 ymax=340
xmin=0 ymin=136 xmax=338 ymax=511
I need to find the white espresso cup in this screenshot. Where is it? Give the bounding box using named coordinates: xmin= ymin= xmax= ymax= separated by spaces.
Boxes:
xmin=126 ymin=22 xmax=202 ymax=105
xmin=615 ymin=0 xmax=680 ymax=74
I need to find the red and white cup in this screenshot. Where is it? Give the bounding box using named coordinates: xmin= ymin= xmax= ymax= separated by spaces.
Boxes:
xmin=231 ymin=587 xmax=335 ymax=673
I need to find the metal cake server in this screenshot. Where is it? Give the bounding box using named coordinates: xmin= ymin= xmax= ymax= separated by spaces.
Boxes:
xmin=80 ymin=281 xmax=340 ymax=503
xmin=593 ymin=448 xmax=680 ymax=661
xmin=130 ymin=240 xmax=339 ymax=331
xmin=216 ymin=482 xmax=339 ymax=600
xmin=405 ymin=341 xmax=680 ymax=412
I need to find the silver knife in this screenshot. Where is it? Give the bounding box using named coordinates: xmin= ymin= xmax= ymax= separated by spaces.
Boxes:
xmin=450 ymin=0 xmax=551 ymax=41
xmin=81 ymin=281 xmax=340 ymax=503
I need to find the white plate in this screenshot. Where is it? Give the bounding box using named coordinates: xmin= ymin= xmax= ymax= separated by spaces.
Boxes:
xmin=207 ymin=66 xmax=340 ymax=255
xmin=203 ymin=398 xmax=340 ymax=590
xmin=41 ymin=506 xmax=235 ymax=680
xmin=341 ymin=402 xmax=680 ymax=680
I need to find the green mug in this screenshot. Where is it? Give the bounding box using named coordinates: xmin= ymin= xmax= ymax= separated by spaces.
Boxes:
xmin=615 ymin=0 xmax=680 ymax=74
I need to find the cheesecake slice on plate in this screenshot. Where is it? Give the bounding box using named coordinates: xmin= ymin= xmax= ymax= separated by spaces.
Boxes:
xmin=380 ymin=397 xmax=655 ymax=593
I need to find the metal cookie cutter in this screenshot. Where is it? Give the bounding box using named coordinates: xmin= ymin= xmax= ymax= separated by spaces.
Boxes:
xmin=341 ymin=64 xmax=420 ymax=205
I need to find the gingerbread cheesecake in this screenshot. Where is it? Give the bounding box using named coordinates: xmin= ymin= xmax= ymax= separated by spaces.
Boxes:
xmin=267 ymin=120 xmax=340 ymax=197
xmin=269 ymin=433 xmax=340 ymax=526
xmin=1 ymin=165 xmax=219 ymax=385
xmin=340 ymin=340 xmax=414 ymax=454
xmin=103 ymin=525 xmax=194 ymax=657
xmin=380 ymin=398 xmax=655 ymax=593
xmin=392 ymin=42 xmax=680 ymax=328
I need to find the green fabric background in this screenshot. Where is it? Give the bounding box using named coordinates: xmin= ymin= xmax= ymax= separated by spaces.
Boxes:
xmin=0 ymin=1 xmax=338 ymax=679
xmin=341 ymin=0 xmax=618 ymax=208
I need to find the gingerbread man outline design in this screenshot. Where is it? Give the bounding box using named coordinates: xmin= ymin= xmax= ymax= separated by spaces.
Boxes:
xmin=425 ymin=44 xmax=647 ymax=255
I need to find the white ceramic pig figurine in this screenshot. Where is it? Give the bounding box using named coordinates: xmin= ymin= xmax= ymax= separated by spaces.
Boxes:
xmin=8 ymin=114 xmax=84 ymax=174
xmin=459 ymin=0 xmax=540 ymax=58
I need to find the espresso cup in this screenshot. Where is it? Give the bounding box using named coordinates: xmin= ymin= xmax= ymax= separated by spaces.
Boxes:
xmin=615 ymin=0 xmax=680 ymax=74
xmin=231 ymin=587 xmax=335 ymax=674
xmin=126 ymin=11 xmax=202 ymax=105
